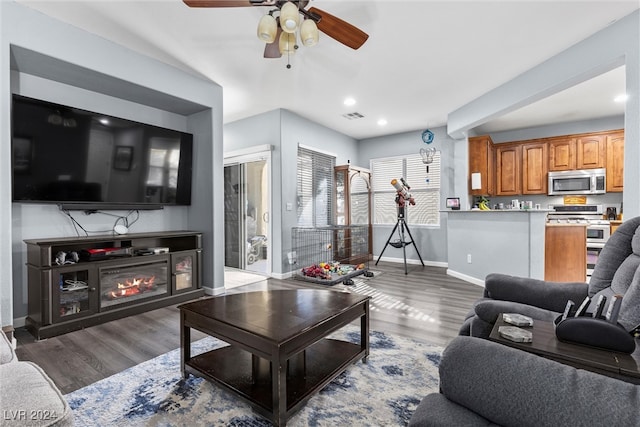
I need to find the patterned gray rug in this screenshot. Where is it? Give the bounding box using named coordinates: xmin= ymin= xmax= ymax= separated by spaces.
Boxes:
xmin=66 ymin=327 xmax=441 ymax=426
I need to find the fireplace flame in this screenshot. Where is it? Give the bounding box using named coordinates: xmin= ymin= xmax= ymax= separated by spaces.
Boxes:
xmin=108 ymin=275 xmax=156 ymax=299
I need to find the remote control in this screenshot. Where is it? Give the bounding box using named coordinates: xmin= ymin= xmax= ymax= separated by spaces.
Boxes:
xmin=574 ymin=296 xmax=591 ymax=317
xmin=561 ymin=300 xmax=575 ymax=321
xmin=629 ymin=323 xmax=640 ymax=338
xmin=605 ymin=294 xmax=623 ymax=324
xmin=592 ymin=295 xmax=607 ymax=318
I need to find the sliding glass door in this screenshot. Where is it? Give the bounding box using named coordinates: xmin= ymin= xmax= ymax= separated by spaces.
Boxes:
xmin=224 ymin=154 xmax=270 ymax=274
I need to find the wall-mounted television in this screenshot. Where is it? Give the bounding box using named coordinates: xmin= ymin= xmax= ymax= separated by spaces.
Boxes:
xmin=11 ymin=94 xmax=193 ymax=210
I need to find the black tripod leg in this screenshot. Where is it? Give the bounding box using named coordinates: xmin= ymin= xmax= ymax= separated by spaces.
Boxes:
xmin=403 ymin=222 xmax=425 ymax=266
xmin=375 ymin=220 xmax=400 ymax=265
xmin=399 ymin=220 xmax=408 ymax=274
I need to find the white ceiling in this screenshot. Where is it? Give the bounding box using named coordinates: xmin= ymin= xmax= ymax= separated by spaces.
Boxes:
xmin=15 ymin=0 xmax=639 ymax=140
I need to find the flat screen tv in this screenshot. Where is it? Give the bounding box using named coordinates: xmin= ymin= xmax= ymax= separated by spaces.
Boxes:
xmin=11 ymin=94 xmax=193 ymax=210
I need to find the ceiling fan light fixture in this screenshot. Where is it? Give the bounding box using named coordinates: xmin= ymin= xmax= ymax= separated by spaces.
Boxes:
xmin=257 ymin=14 xmax=277 ymax=43
xmin=279 ymin=31 xmax=296 ymax=55
xmin=279 ymin=1 xmax=299 ymax=34
xmin=300 ymin=19 xmax=319 ymax=47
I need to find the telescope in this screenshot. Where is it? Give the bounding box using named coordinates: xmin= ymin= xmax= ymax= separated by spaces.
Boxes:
xmin=391 ymin=178 xmax=415 ymax=206
xmin=377 ymin=178 xmax=424 ymax=274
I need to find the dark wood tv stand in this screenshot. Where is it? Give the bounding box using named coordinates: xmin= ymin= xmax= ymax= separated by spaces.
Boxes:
xmin=24 ymin=231 xmax=205 ymax=339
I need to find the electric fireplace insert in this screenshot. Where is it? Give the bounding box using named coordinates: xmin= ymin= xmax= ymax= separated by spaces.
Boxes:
xmin=100 ymin=261 xmax=169 ymax=309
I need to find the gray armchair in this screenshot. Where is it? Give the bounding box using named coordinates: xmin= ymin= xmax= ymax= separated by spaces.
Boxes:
xmin=459 ymin=216 xmax=640 ymax=338
xmin=409 ymin=336 xmax=640 ymax=427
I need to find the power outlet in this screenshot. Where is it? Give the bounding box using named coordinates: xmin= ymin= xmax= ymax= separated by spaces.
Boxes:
xmin=467 ymin=254 xmax=472 ymax=264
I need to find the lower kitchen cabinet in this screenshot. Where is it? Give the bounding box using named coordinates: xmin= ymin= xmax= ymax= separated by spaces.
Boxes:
xmin=545 ymin=225 xmax=586 ymax=283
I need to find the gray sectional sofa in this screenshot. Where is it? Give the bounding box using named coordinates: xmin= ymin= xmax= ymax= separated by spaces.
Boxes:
xmin=410 ymin=217 xmax=640 ymax=426
xmin=0 ymin=331 xmax=73 ymax=426
xmin=409 ymin=336 xmax=640 ymax=427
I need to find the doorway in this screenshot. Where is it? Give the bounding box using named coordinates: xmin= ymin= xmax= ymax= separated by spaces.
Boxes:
xmin=224 ymin=150 xmax=271 ymax=282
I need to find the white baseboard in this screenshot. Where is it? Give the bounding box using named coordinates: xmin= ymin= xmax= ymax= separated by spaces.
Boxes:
xmin=12 ymin=316 xmax=26 ymax=329
xmin=202 ymin=286 xmax=225 ymax=296
xmin=446 ymin=269 xmax=485 ymax=287
xmin=271 ymin=271 xmax=293 ymax=280
xmin=375 ymin=256 xmax=448 ymax=268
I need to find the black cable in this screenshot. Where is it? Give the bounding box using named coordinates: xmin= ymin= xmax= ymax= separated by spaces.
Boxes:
xmin=62 ymin=210 xmax=89 ymax=236
xmin=61 ymin=209 xmax=141 ymax=236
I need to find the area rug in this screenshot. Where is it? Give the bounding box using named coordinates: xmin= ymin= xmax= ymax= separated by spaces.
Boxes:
xmin=66 ymin=328 xmax=442 ymax=426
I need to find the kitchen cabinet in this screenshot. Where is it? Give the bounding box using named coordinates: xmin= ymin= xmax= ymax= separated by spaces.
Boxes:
xmin=610 ymin=220 xmax=623 ymax=236
xmin=545 ymin=225 xmax=586 ymax=282
xmin=576 ymin=134 xmax=606 ymax=169
xmin=495 ymin=144 xmax=521 ymax=195
xmin=548 ymin=137 xmax=576 ymax=171
xmin=522 ymin=141 xmax=548 ymax=194
xmin=469 ymin=129 xmax=623 ymax=197
xmin=468 ymin=135 xmax=494 ymax=196
xmin=606 ymin=131 xmax=624 ymax=192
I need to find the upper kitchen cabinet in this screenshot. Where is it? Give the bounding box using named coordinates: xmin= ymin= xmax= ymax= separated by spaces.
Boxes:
xmin=468 ymin=129 xmax=623 ymax=197
xmin=468 ymin=135 xmax=494 ymax=196
xmin=548 ymin=137 xmax=576 ymax=171
xmin=495 ymin=144 xmax=521 ymax=195
xmin=606 ymin=131 xmax=625 ymax=192
xmin=522 ymin=141 xmax=548 ymax=194
xmin=576 ymin=134 xmax=606 ymax=169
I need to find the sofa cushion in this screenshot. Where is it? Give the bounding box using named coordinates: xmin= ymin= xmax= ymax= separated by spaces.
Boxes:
xmin=590 ymin=218 xmax=640 ymax=296
xmin=0 ymin=361 xmax=73 ymax=426
xmin=409 ymin=393 xmax=495 ymax=426
xmin=436 ymin=337 xmax=640 ymax=427
xmin=618 ymin=264 xmax=640 ymax=331
xmin=474 ymin=299 xmax=560 ymax=324
xmin=609 ymin=227 xmax=640 ymax=295
xmin=0 ymin=330 xmax=16 ymax=364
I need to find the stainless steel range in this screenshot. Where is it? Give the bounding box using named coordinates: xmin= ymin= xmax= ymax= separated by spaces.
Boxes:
xmin=547 ymin=204 xmax=609 ymax=280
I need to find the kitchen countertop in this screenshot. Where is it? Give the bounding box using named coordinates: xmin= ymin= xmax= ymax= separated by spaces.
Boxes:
xmin=545 ymin=222 xmax=588 ymax=227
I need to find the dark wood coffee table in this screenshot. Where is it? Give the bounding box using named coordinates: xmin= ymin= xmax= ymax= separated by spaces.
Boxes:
xmin=179 ymin=289 xmax=370 ymax=426
xmin=489 ymin=315 xmax=640 ymax=384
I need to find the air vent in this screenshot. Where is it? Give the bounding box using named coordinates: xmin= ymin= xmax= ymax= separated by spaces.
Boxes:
xmin=342 ymin=112 xmax=365 ymax=120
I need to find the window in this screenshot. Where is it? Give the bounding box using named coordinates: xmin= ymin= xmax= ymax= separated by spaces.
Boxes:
xmin=371 ymin=152 xmax=441 ymax=226
xmin=297 ymin=146 xmax=335 ymax=226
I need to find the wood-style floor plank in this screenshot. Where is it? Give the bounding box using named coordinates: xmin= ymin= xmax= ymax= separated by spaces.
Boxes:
xmin=14 ymin=261 xmax=483 ymax=394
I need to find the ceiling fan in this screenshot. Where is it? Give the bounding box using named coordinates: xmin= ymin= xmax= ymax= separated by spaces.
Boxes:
xmin=183 ymin=0 xmax=369 ymax=60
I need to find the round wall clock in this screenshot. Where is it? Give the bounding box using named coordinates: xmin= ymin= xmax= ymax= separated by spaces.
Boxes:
xmin=422 ymin=129 xmax=434 ymax=144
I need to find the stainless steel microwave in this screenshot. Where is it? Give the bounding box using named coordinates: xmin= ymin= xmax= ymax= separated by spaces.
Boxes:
xmin=548 ymin=168 xmax=606 ymax=195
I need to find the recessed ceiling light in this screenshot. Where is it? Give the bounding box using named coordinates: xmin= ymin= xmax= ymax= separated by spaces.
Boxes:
xmin=614 ymin=94 xmax=629 ymax=103
xmin=99 ymin=118 xmax=110 ymax=125
xmin=377 ymin=119 xmax=388 ymax=126
xmin=343 ymin=97 xmax=356 ymax=106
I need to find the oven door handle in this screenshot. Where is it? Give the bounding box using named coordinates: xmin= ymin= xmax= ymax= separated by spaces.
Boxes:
xmin=587 ymin=243 xmax=606 ymax=249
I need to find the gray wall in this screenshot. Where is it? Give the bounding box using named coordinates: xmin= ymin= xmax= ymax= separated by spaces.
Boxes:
xmin=358 ymin=127 xmax=456 ymax=266
xmin=449 ymin=9 xmax=640 ymax=219
xmin=1 ymin=2 xmax=224 ymax=326
xmin=486 ymin=116 xmax=624 ymax=143
xmin=447 ymin=211 xmax=548 ymax=284
xmin=224 ymin=109 xmax=359 ymax=276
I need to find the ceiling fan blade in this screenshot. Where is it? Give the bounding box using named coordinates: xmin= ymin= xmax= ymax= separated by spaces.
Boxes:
xmin=183 ymin=0 xmax=266 ymax=7
xmin=264 ymin=26 xmax=283 ymax=58
xmin=307 ymin=7 xmax=369 ymax=50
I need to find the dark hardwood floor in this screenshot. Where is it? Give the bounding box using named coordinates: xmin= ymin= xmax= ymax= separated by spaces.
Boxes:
xmin=14 ymin=261 xmax=483 ymax=394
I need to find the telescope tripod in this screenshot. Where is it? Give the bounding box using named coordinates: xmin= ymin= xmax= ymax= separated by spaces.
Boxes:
xmin=375 ymin=206 xmax=425 ymax=275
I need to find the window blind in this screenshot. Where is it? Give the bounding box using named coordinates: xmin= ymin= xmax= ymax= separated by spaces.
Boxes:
xmin=297 ymin=146 xmax=335 ymax=226
xmin=371 ymin=152 xmax=441 ymax=226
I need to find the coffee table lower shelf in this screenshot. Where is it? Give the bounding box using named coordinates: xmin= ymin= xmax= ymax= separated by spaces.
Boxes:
xmin=184 ymin=338 xmax=365 ymax=419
